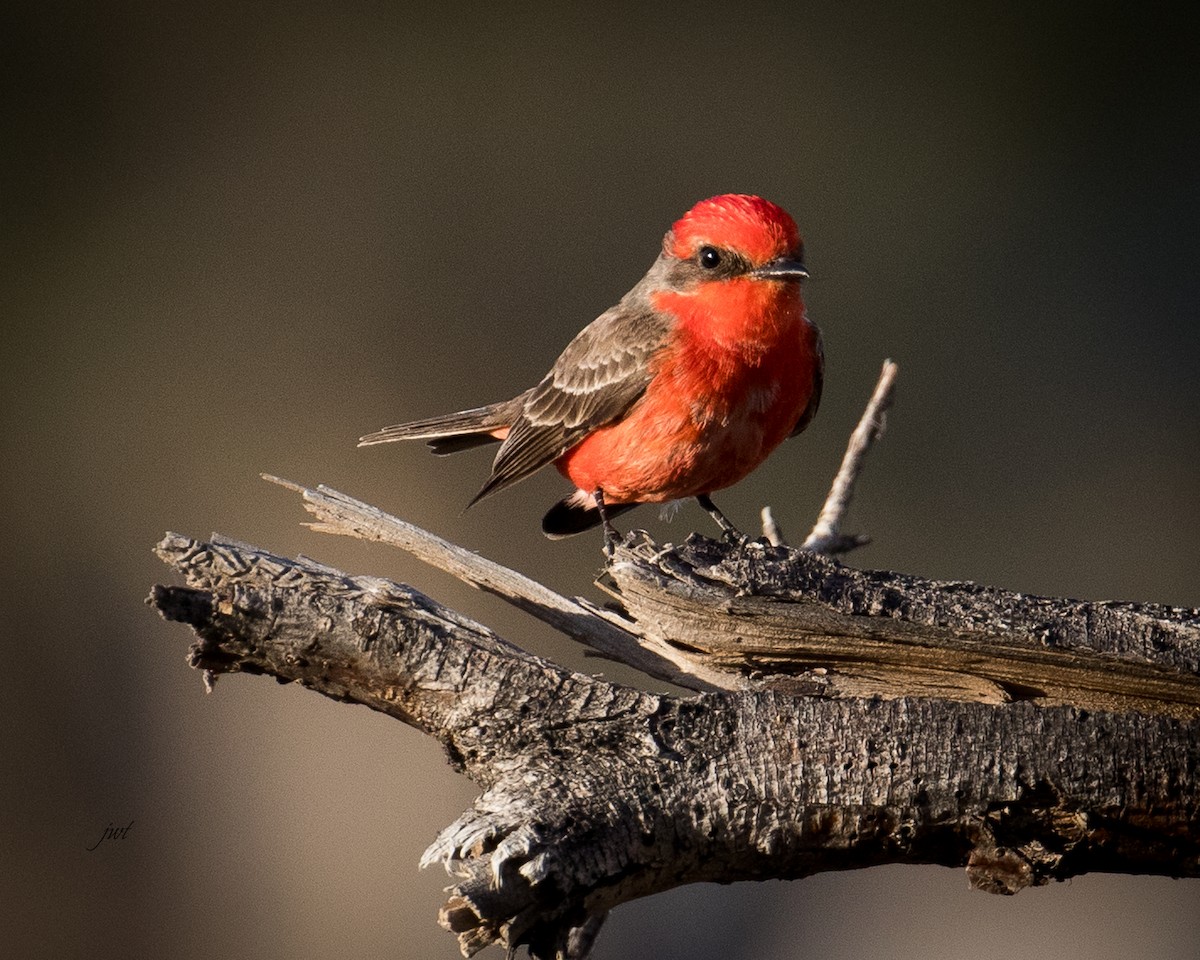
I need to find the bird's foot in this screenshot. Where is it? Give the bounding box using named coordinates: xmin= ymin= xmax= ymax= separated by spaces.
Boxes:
xmin=696 ymin=494 xmax=750 ymax=546
xmin=721 ymin=528 xmax=751 ymax=548
xmin=602 ymin=525 xmax=621 ymax=559
xmin=594 ymin=489 xmax=622 ymax=559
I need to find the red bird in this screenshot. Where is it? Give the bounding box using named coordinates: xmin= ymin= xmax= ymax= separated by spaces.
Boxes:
xmin=360 ymin=194 xmax=823 ymax=544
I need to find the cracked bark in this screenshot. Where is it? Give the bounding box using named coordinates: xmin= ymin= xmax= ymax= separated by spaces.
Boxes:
xmin=150 ymin=520 xmax=1200 ymax=960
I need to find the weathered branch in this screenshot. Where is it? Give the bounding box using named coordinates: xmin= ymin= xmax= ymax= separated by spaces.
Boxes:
xmin=150 ymin=523 xmax=1200 ymax=960
xmin=759 ymin=358 xmax=895 ymax=550
xmin=602 ymin=533 xmax=1200 ymax=717
xmin=260 ymin=478 xmax=1200 ymax=719
xmin=801 ymin=357 xmax=897 ymax=552
xmin=261 ymin=475 xmax=733 ymax=693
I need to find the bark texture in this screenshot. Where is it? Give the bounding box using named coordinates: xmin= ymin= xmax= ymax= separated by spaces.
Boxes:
xmin=603 ymin=533 xmax=1200 ymax=716
xmin=150 ymin=529 xmax=1200 ymax=960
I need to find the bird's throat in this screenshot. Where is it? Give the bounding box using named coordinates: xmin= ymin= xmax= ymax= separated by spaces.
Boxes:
xmin=652 ymin=281 xmax=804 ymax=359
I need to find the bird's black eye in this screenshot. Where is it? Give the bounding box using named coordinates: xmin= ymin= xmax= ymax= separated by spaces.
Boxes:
xmin=698 ymin=246 xmax=721 ymax=269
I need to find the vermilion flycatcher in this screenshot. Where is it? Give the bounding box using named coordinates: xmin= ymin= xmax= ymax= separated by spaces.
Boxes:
xmin=360 ymin=194 xmax=823 ymax=543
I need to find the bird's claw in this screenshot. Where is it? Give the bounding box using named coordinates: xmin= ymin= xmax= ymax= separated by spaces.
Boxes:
xmin=696 ymin=494 xmax=750 ymax=546
xmin=721 ymin=528 xmax=751 ymax=548
xmin=595 ymin=488 xmax=623 ymax=560
xmin=602 ymin=527 xmax=620 ymax=560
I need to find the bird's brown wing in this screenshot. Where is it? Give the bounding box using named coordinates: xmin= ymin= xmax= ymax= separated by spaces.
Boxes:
xmin=470 ymin=303 xmax=673 ymax=505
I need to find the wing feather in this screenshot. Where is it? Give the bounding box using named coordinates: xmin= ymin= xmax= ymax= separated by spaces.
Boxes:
xmin=470 ymin=302 xmax=672 ymax=504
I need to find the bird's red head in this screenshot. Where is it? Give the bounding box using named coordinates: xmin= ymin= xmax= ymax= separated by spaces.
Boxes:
xmin=667 ymin=194 xmax=802 ymax=265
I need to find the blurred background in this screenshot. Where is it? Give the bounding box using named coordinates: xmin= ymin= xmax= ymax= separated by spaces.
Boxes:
xmin=3 ymin=1 xmax=1197 ymax=957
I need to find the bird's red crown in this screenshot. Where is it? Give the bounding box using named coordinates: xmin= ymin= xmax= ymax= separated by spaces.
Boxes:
xmin=668 ymin=194 xmax=801 ymax=265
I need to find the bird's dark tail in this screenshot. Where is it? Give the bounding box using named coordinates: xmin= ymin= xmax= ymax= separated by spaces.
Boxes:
xmin=542 ymin=489 xmax=638 ymax=538
xmin=358 ymin=396 xmax=526 ymax=455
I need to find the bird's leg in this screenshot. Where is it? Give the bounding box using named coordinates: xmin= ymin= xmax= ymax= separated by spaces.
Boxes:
xmin=594 ymin=488 xmax=622 ymax=557
xmin=696 ymin=494 xmax=748 ymax=545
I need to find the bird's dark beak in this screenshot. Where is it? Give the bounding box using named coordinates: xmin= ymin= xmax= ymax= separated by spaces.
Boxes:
xmin=751 ymin=257 xmax=808 ymax=281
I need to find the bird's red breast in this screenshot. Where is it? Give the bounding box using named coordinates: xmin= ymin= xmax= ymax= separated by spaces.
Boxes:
xmin=557 ymin=262 xmax=819 ymax=503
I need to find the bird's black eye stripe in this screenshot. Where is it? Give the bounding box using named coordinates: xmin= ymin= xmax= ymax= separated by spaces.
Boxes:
xmin=698 ymin=246 xmax=721 ymax=269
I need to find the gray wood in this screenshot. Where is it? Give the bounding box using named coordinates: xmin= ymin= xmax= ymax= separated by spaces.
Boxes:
xmin=150 ymin=523 xmax=1200 ymax=960
xmin=603 ymin=532 xmax=1200 ymax=717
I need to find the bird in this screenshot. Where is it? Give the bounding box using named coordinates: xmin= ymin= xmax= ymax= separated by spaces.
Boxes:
xmin=359 ymin=193 xmax=823 ymax=547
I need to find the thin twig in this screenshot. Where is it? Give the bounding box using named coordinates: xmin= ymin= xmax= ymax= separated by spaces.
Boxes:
xmin=262 ymin=476 xmax=735 ymax=692
xmin=760 ymin=506 xmax=785 ymax=547
xmin=802 ymin=359 xmax=898 ymax=554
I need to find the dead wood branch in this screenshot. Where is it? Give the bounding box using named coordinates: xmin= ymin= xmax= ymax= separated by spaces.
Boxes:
xmin=261 ymin=475 xmax=732 ymax=693
xmin=263 ymin=478 xmax=1200 ymax=720
xmin=602 ymin=533 xmax=1200 ymax=717
xmin=801 ymin=358 xmax=897 ymax=552
xmin=150 ymin=522 xmax=1200 ymax=960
